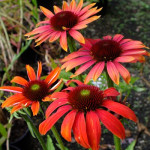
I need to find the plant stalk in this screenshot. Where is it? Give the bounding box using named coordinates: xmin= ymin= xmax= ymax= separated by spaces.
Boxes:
xmin=105 ymin=71 xmax=121 ymax=150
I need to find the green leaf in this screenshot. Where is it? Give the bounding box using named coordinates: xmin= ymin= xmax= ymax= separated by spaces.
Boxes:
xmin=46 ymin=135 xmax=55 ymax=150
xmin=0 ymin=137 xmax=6 ymax=146
xmin=0 ymin=123 xmax=7 ymax=138
xmin=125 ymin=140 xmax=136 ymax=150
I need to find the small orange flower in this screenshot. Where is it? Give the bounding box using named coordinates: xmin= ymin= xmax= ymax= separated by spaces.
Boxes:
xmin=61 ymin=34 xmax=150 ymax=84
xmin=0 ymin=62 xmax=61 ymax=116
xmin=39 ymin=80 xmax=137 ymax=150
xmin=25 ymin=0 xmax=101 ymax=51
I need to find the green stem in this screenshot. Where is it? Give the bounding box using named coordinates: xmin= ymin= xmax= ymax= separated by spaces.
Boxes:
xmin=105 ymin=71 xmax=121 ymax=150
xmin=22 ymin=114 xmax=47 ymax=150
xmin=51 ymin=126 xmax=65 ymax=150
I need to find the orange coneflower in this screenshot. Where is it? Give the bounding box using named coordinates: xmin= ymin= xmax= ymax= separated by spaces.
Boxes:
xmin=39 ymin=80 xmax=137 ymax=150
xmin=0 ymin=62 xmax=62 ymax=116
xmin=61 ymin=34 xmax=150 ymax=84
xmin=25 ymin=0 xmax=101 ymax=51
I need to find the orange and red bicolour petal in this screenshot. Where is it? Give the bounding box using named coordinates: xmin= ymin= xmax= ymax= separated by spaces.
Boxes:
xmin=102 ymin=100 xmax=137 ymax=122
xmin=25 ymin=0 xmax=101 ymax=51
xmin=0 ymin=86 xmax=23 ymax=93
xmin=26 ymin=65 xmax=36 ymax=81
xmin=31 ymin=101 xmax=40 ymax=116
xmin=96 ymin=109 xmax=125 ymax=139
xmin=11 ymin=76 xmax=28 ymax=86
xmin=86 ymin=111 xmax=101 ymax=150
xmin=37 ymin=61 xmax=42 ymax=79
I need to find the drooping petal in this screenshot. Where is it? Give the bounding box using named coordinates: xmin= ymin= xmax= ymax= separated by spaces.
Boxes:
xmin=114 ymin=62 xmax=131 ymax=84
xmin=53 ymin=5 xmax=62 ymax=14
xmin=107 ymin=61 xmax=119 ymax=85
xmin=11 ymin=105 xmax=23 ymax=114
xmin=37 ymin=62 xmax=42 ymax=79
xmin=71 ymin=60 xmax=96 ymax=78
xmin=73 ymin=112 xmax=90 ymax=148
xmin=49 ymin=31 xmax=61 ymax=42
xmin=26 ymin=65 xmax=36 ymax=81
xmin=31 ymin=101 xmax=40 ymax=116
xmin=69 ymin=29 xmax=85 ymax=44
xmin=102 ymin=100 xmax=137 ymax=122
xmin=60 ymin=31 xmax=67 ymax=51
xmin=61 ymin=110 xmax=77 ymax=141
xmin=103 ymin=87 xmax=120 ymax=97
xmin=0 ymin=86 xmax=23 ymax=93
xmin=39 ymin=105 xmax=71 ymax=135
xmin=11 ymin=76 xmax=28 ymax=86
xmin=45 ymin=67 xmax=61 ymax=85
xmin=115 ymin=56 xmax=135 ymax=62
xmin=96 ymin=109 xmax=125 ymax=139
xmin=86 ymin=111 xmax=101 ymax=150
xmin=46 ymin=98 xmax=68 ymax=118
xmin=40 ymin=6 xmax=54 ymax=19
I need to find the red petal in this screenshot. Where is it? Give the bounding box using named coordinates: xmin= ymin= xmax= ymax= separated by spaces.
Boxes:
xmin=45 ymin=67 xmax=61 ymax=85
xmin=50 ymin=92 xmax=69 ymax=99
xmin=115 ymin=56 xmax=135 ymax=62
xmin=86 ymin=111 xmax=101 ymax=150
xmin=11 ymin=76 xmax=28 ymax=86
xmin=61 ymin=110 xmax=77 ymax=141
xmin=31 ymin=101 xmax=40 ymax=116
xmin=103 ymin=87 xmax=120 ymax=97
xmin=66 ymin=80 xmax=83 ymax=86
xmin=26 ymin=65 xmax=36 ymax=81
xmin=46 ymin=98 xmax=68 ymax=118
xmin=0 ymin=86 xmax=23 ymax=93
xmin=39 ymin=105 xmax=71 ymax=135
xmin=113 ymin=34 xmax=124 ymax=42
xmin=96 ymin=109 xmax=125 ymax=139
xmin=73 ymin=112 xmax=90 ymax=148
xmin=102 ymin=100 xmax=137 ymax=122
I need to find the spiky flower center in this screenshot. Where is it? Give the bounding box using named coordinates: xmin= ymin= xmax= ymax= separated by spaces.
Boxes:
xmin=23 ymin=80 xmax=49 ymax=101
xmin=50 ymin=11 xmax=78 ymax=31
xmin=91 ymin=40 xmax=122 ymax=62
xmin=68 ymin=85 xmax=103 ymax=112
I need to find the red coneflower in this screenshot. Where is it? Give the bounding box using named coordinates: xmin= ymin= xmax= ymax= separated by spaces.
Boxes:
xmin=0 ymin=62 xmax=62 ymax=116
xmin=25 ymin=0 xmax=101 ymax=51
xmin=61 ymin=34 xmax=150 ymax=84
xmin=39 ymin=80 xmax=137 ymax=150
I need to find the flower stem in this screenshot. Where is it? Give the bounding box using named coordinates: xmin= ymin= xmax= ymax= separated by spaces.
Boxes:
xmin=51 ymin=126 xmax=65 ymax=150
xmin=22 ymin=114 xmax=47 ymax=150
xmin=105 ymin=71 xmax=121 ymax=150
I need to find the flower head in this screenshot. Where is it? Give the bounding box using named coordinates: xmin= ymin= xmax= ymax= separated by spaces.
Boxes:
xmin=25 ymin=0 xmax=101 ymax=51
xmin=39 ymin=80 xmax=137 ymax=150
xmin=0 ymin=62 xmax=61 ymax=116
xmin=61 ymin=34 xmax=150 ymax=84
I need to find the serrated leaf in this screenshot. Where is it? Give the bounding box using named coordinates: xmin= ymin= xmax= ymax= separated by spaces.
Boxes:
xmin=46 ymin=135 xmax=55 ymax=150
xmin=125 ymin=140 xmax=136 ymax=150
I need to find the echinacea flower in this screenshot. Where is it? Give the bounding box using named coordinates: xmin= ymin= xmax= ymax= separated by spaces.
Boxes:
xmin=25 ymin=0 xmax=101 ymax=51
xmin=0 ymin=62 xmax=62 ymax=116
xmin=39 ymin=80 xmax=137 ymax=150
xmin=61 ymin=34 xmax=150 ymax=84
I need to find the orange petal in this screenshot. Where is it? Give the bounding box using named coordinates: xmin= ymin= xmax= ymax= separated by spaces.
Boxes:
xmin=11 ymin=76 xmax=28 ymax=86
xmin=50 ymin=79 xmax=63 ymax=91
xmin=37 ymin=62 xmax=42 ymax=79
xmin=53 ymin=5 xmax=62 ymax=14
xmin=70 ymin=0 xmax=76 ymax=11
xmin=75 ymin=0 xmax=83 ymax=13
xmin=11 ymin=105 xmax=23 ymax=114
xmin=45 ymin=67 xmax=61 ymax=85
xmin=69 ymin=29 xmax=85 ymax=44
xmin=0 ymin=86 xmax=23 ymax=93
xmin=31 ymin=101 xmax=40 ymax=116
xmin=26 ymin=65 xmax=36 ymax=80
xmin=62 ymin=1 xmax=69 ymax=11
xmin=60 ymin=31 xmax=68 ymax=51
xmin=40 ymin=6 xmax=54 ymax=18
xmin=107 ymin=61 xmax=119 ymax=85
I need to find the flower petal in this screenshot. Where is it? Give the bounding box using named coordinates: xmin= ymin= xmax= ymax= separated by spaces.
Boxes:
xmin=107 ymin=61 xmax=119 ymax=85
xmin=62 ymin=1 xmax=69 ymax=11
xmin=73 ymin=112 xmax=90 ymax=148
xmin=31 ymin=101 xmax=40 ymax=116
xmin=61 ymin=110 xmax=77 ymax=141
xmin=96 ymin=109 xmax=125 ymax=139
xmin=0 ymin=86 xmax=23 ymax=93
xmin=45 ymin=67 xmax=61 ymax=85
xmin=86 ymin=111 xmax=101 ymax=150
xmin=75 ymin=0 xmax=83 ymax=13
xmin=26 ymin=65 xmax=36 ymax=81
xmin=102 ymin=100 xmax=137 ymax=122
xmin=46 ymin=98 xmax=68 ymax=118
xmin=40 ymin=6 xmax=54 ymax=19
xmin=114 ymin=62 xmax=131 ymax=84
xmin=11 ymin=76 xmax=28 ymax=86
xmin=115 ymin=56 xmax=135 ymax=62
xmin=53 ymin=5 xmax=62 ymax=14
xmin=37 ymin=61 xmax=42 ymax=79
xmin=39 ymin=105 xmax=71 ymax=135
xmin=60 ymin=31 xmax=67 ymax=51
xmin=113 ymin=34 xmax=124 ymax=42
xmin=103 ymin=87 xmax=120 ymax=97
xmin=69 ymin=29 xmax=85 ymax=44
xmin=49 ymin=31 xmax=61 ymax=42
